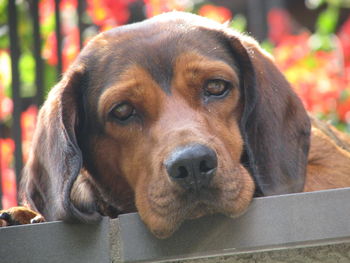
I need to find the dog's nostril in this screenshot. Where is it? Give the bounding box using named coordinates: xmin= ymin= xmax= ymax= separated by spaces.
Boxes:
xmin=177 ymin=166 xmax=189 ymax=179
xmin=199 ymin=160 xmax=214 ymax=173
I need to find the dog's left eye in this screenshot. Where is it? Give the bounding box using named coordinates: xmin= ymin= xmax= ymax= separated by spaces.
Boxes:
xmin=204 ymin=79 xmax=231 ymax=97
xmin=110 ymin=102 xmax=135 ymax=122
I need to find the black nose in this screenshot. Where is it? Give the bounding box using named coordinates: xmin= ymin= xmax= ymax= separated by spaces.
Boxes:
xmin=165 ymin=144 xmax=217 ymax=192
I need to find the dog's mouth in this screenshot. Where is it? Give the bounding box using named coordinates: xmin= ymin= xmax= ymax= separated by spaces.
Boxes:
xmin=138 ymin=165 xmax=255 ymax=239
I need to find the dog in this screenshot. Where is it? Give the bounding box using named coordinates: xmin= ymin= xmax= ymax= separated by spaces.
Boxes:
xmin=1 ymin=12 xmax=350 ymax=238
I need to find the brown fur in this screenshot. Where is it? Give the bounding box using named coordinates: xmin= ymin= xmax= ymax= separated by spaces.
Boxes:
xmin=304 ymin=118 xmax=350 ymax=192
xmin=0 ymin=12 xmax=349 ymax=239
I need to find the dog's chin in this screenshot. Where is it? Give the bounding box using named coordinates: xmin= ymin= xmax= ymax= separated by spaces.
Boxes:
xmin=145 ymin=199 xmax=252 ymax=239
xmin=144 ymin=188 xmax=255 ymax=239
xmin=143 ymin=203 xmax=216 ymax=239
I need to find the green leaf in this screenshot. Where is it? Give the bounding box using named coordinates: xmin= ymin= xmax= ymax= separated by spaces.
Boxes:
xmin=44 ymin=64 xmax=57 ymax=97
xmin=19 ymin=52 xmax=35 ymax=97
xmin=309 ymin=33 xmax=335 ymax=51
xmin=304 ymin=55 xmax=317 ymax=69
xmin=0 ymin=0 xmax=7 ymax=24
xmin=0 ymin=25 xmax=9 ymax=49
xmin=316 ymin=6 xmax=339 ymax=34
xmin=260 ymin=40 xmax=274 ymax=54
xmin=340 ymin=89 xmax=350 ymax=102
xmin=41 ymin=14 xmax=55 ymax=37
xmin=229 ymin=14 xmax=247 ymax=32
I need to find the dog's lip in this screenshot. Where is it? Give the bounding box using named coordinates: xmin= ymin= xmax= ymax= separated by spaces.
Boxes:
xmin=148 ymin=170 xmax=245 ymax=215
xmin=149 ymin=184 xmax=243 ymax=219
xmin=147 ymin=202 xmax=217 ymax=239
xmin=144 ymin=166 xmax=253 ymax=239
xmin=185 ymin=184 xmax=244 ymax=217
xmin=149 ymin=201 xmax=244 ymax=239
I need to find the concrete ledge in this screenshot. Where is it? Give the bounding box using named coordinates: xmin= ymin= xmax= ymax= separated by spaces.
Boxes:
xmin=1 ymin=188 xmax=350 ymax=262
xmin=0 ymin=217 xmax=111 ymax=263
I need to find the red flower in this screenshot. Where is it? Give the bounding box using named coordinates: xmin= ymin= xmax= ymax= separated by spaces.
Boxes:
xmin=39 ymin=0 xmax=54 ymax=25
xmin=0 ymin=139 xmax=17 ymax=208
xmin=62 ymin=27 xmax=80 ymax=71
xmin=41 ymin=0 xmax=80 ymax=70
xmin=198 ymin=4 xmax=232 ymax=23
xmin=21 ymin=106 xmax=38 ymax=162
xmin=0 ymin=85 xmax=13 ymax=120
xmin=338 ymin=16 xmax=350 ymax=66
xmin=268 ymin=8 xmax=293 ymax=45
xmin=144 ymin=0 xmax=186 ymax=18
xmin=87 ymin=0 xmax=137 ymax=27
xmin=337 ymin=85 xmax=350 ymax=122
xmin=42 ymin=32 xmax=57 ymax=66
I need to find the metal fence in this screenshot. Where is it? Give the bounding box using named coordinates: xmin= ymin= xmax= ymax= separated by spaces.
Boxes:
xmin=5 ymin=0 xmax=88 ymax=206
xmin=8 ymin=0 xmax=86 ymax=179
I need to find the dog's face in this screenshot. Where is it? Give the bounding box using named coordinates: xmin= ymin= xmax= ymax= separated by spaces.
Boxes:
xmin=22 ymin=12 xmax=311 ymax=239
xmin=81 ymin=26 xmax=255 ymax=237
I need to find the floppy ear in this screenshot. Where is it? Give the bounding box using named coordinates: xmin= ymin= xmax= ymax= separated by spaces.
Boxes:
xmin=224 ymin=32 xmax=311 ymax=196
xmin=20 ymin=64 xmax=101 ymax=222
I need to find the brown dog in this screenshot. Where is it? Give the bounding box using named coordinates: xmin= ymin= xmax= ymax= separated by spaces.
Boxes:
xmin=1 ymin=12 xmax=349 ymax=238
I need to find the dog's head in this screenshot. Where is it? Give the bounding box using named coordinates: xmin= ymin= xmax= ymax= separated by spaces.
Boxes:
xmin=21 ymin=12 xmax=310 ymax=238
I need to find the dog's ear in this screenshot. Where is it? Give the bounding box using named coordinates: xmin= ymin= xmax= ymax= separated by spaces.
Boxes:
xmin=20 ymin=64 xmax=101 ymax=222
xmin=223 ymin=32 xmax=311 ymax=196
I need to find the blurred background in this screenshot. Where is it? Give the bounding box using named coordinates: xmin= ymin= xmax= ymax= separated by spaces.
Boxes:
xmin=1 ymin=0 xmax=349 ymax=209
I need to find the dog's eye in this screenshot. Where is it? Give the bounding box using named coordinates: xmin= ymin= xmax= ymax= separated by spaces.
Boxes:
xmin=204 ymin=79 xmax=231 ymax=97
xmin=110 ymin=102 xmax=135 ymax=122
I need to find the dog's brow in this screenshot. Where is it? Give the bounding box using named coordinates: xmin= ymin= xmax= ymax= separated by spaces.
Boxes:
xmin=139 ymin=54 xmax=173 ymax=94
xmin=97 ymin=65 xmax=164 ymax=121
xmin=186 ymin=63 xmax=238 ymax=81
xmin=174 ymin=52 xmax=239 ymax=84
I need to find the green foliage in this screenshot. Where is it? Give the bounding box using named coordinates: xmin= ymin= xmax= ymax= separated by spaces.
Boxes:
xmin=303 ymin=55 xmax=317 ymax=69
xmin=0 ymin=0 xmax=55 ymax=99
xmin=308 ymin=0 xmax=350 ymax=51
xmin=340 ymin=89 xmax=350 ymax=102
xmin=316 ymin=6 xmax=339 ymax=34
xmin=44 ymin=65 xmax=57 ymax=96
xmin=41 ymin=13 xmax=55 ymax=37
xmin=0 ymin=0 xmax=8 ymax=49
xmin=19 ymin=52 xmax=35 ymax=97
xmin=310 ymin=4 xmax=339 ymax=51
xmin=229 ymin=14 xmax=247 ymax=32
xmin=260 ymin=40 xmax=274 ymax=54
xmin=0 ymin=25 xmax=8 ymax=49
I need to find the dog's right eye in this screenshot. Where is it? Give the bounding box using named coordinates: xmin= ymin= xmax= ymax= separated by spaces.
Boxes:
xmin=204 ymin=79 xmax=231 ymax=97
xmin=109 ymin=102 xmax=135 ymax=122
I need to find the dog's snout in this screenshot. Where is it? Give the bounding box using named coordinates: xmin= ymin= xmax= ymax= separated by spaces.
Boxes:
xmin=165 ymin=144 xmax=217 ymax=191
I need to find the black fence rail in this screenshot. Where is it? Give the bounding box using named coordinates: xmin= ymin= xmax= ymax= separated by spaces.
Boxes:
xmin=6 ymin=0 xmax=89 ymax=201
xmin=3 ymin=0 xmax=289 ymax=209
xmin=8 ymin=0 xmax=23 ymax=186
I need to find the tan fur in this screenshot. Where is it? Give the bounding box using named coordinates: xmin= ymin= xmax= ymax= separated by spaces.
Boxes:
xmin=70 ymin=172 xmax=96 ymax=211
xmin=304 ymin=120 xmax=350 ymax=192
